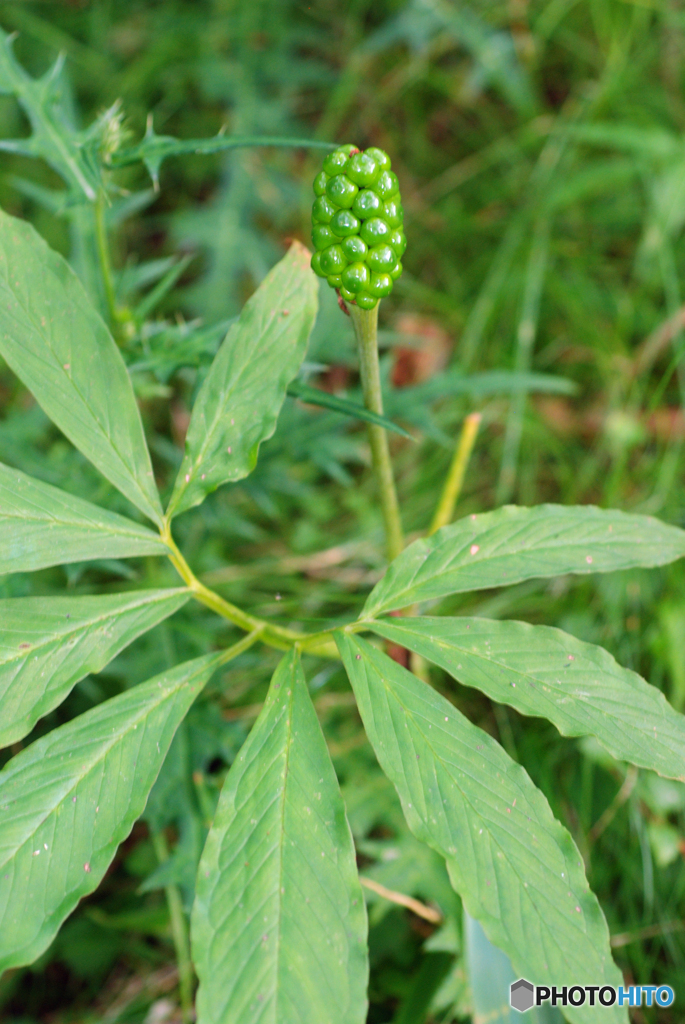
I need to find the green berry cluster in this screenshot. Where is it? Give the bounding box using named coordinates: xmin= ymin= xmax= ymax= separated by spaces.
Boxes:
xmin=310 ymin=144 xmax=406 ymax=309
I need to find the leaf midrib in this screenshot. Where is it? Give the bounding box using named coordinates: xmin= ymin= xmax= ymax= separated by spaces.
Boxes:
xmin=273 ymin=667 xmax=296 ymax=1023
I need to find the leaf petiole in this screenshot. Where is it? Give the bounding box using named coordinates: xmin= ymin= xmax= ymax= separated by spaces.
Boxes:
xmin=160 ymin=520 xmax=317 ymax=652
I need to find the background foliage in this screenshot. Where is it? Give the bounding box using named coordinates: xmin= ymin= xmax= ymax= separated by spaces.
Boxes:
xmin=1 ymin=0 xmax=685 ymax=1021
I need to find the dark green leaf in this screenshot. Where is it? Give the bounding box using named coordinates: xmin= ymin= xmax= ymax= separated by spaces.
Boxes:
xmin=336 ymin=634 xmax=626 ymax=1024
xmin=0 ymin=652 xmax=220 ymax=972
xmin=192 ymin=650 xmax=368 ymax=1024
xmin=364 ymin=504 xmax=685 ymax=616
xmin=0 ymin=208 xmax=163 ymax=525
xmin=288 ymin=380 xmax=413 ymax=438
xmin=0 ymin=29 xmax=101 ymax=200
xmin=0 ymin=462 xmax=168 ymax=575
xmin=167 ymin=242 xmax=317 ymax=517
xmin=107 ymin=122 xmax=335 ymax=186
xmin=0 ymin=588 xmax=189 ymax=747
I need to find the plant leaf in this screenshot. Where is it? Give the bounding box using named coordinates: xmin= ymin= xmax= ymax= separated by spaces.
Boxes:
xmin=0 ymin=29 xmax=101 ymax=200
xmin=191 ymin=649 xmax=368 ymax=1024
xmin=107 ymin=122 xmax=334 ymax=186
xmin=0 ymin=208 xmax=163 ymax=525
xmin=0 ymin=652 xmax=220 ymax=973
xmin=288 ymin=379 xmax=414 ymax=438
xmin=167 ymin=242 xmax=317 ymax=517
xmin=364 ymin=504 xmax=685 ymax=616
xmin=465 ymin=912 xmax=564 ymax=1024
xmin=0 ymin=461 xmax=168 ymax=575
xmin=370 ymin=617 xmax=685 ymax=781
xmin=336 ymin=634 xmax=626 ymax=1024
xmin=0 ymin=588 xmax=189 ymax=748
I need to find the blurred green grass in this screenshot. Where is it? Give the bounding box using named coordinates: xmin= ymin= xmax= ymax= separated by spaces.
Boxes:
xmin=2 ymin=0 xmax=685 ymax=1020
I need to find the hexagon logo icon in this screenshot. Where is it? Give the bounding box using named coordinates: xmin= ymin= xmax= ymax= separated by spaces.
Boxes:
xmin=510 ymin=978 xmax=535 ymax=1012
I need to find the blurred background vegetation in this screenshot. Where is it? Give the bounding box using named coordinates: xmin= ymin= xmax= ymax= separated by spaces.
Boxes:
xmin=1 ymin=0 xmax=685 ymax=1021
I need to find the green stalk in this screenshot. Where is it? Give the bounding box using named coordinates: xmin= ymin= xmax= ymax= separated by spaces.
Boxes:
xmin=94 ymin=188 xmax=119 ymax=333
xmin=151 ymin=829 xmax=194 ymax=1024
xmin=161 ymin=522 xmax=300 ymax=648
xmin=348 ymin=303 xmax=404 ymax=562
xmin=429 ymin=412 xmax=481 ymax=534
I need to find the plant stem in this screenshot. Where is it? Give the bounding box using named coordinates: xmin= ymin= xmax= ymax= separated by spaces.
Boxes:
xmin=348 ymin=302 xmax=404 ymax=562
xmin=161 ymin=521 xmax=302 ymax=649
xmin=150 ymin=829 xmax=194 ymax=1024
xmin=94 ymin=188 xmax=119 ymax=333
xmin=216 ymin=628 xmax=265 ymax=665
xmin=429 ymin=412 xmax=481 ymax=534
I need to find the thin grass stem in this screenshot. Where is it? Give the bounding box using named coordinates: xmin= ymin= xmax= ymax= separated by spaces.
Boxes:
xmin=496 ymin=215 xmax=550 ymax=505
xmin=429 ymin=412 xmax=481 ymax=534
xmin=150 ymin=830 xmax=194 ymax=1024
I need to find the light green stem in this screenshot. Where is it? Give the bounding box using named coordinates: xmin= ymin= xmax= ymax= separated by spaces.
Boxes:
xmin=348 ymin=303 xmax=404 ymax=562
xmin=94 ymin=188 xmax=119 ymax=333
xmin=161 ymin=521 xmax=338 ymax=657
xmin=151 ymin=830 xmax=194 ymax=1023
xmin=429 ymin=412 xmax=481 ymax=534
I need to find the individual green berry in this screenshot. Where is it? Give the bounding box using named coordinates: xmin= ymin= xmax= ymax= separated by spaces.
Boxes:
xmin=356 ymin=291 xmax=377 ymax=310
xmin=365 ymin=147 xmax=391 ymax=171
xmin=342 ymin=261 xmax=370 ymax=294
xmin=326 ymin=174 xmax=358 ymax=208
xmin=312 ymin=224 xmax=336 ymax=250
xmin=340 ymin=286 xmax=357 ymax=302
xmin=360 ymin=217 xmax=390 ymax=246
xmin=346 ymin=151 xmax=380 ymax=187
xmin=368 ymin=272 xmax=393 ymax=298
xmin=323 ymin=150 xmax=349 ymax=176
xmin=342 ymin=235 xmax=368 ymax=261
xmin=376 ymin=170 xmax=399 ymax=200
xmin=389 ymin=230 xmax=406 ymax=258
xmin=352 ymin=189 xmax=382 ymax=220
xmin=319 ymin=245 xmax=348 ymax=276
xmin=313 ymin=171 xmax=329 ymax=196
xmin=311 ymin=251 xmax=326 ymax=277
xmin=389 ymin=261 xmax=403 ymax=280
xmin=330 ymin=209 xmax=360 ymax=237
xmin=312 ymin=196 xmax=336 ymax=224
xmin=327 ymin=274 xmax=343 ymax=288
xmin=367 ymin=243 xmax=396 ymax=272
xmin=383 ymin=199 xmax=403 ymax=228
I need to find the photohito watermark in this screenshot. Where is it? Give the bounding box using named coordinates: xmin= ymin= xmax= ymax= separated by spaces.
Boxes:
xmin=510 ymin=979 xmax=675 ymax=1012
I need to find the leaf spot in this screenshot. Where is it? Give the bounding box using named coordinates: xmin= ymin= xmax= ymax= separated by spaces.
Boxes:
xmin=470 ymin=544 xmax=479 ymax=555
xmin=84 ymin=862 xmax=91 ymax=872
